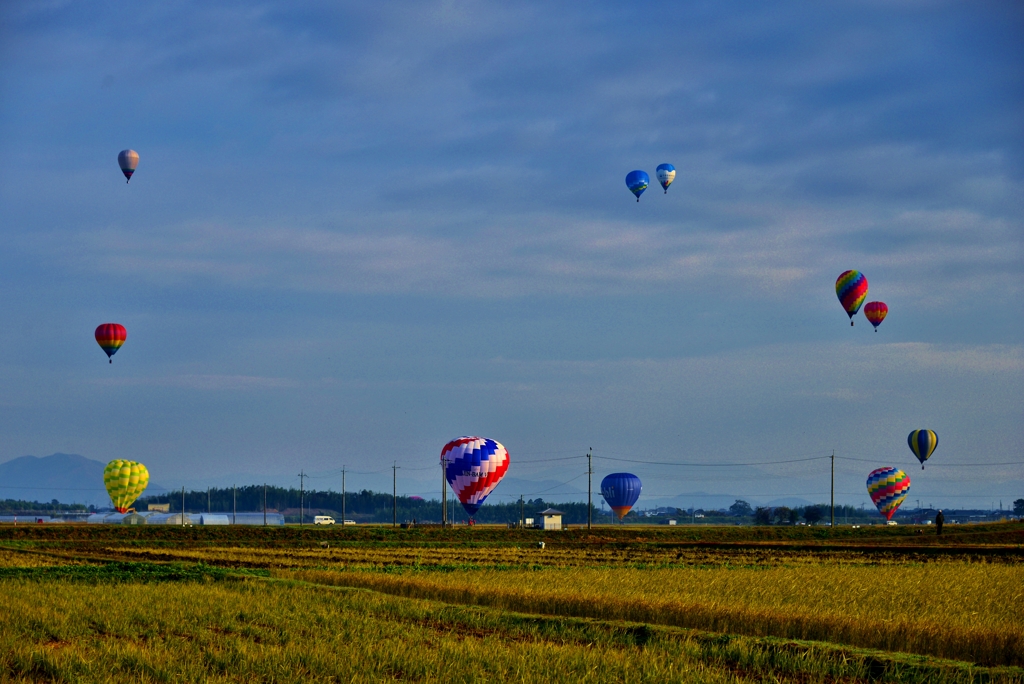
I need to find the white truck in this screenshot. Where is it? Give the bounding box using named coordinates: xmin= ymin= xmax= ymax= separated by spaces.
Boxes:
xmin=314 ymin=515 xmax=336 ymax=525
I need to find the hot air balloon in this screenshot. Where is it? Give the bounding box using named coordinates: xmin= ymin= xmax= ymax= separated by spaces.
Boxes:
xmin=835 ymin=270 xmax=868 ymax=326
xmin=95 ymin=323 xmax=127 ymax=363
xmin=866 ymin=467 xmax=910 ymax=521
xmin=600 ymin=472 xmax=642 ymax=520
xmin=864 ymin=301 xmax=888 ymax=331
xmin=908 ymin=429 xmax=938 ymax=470
xmin=441 ymin=437 xmax=510 ymax=517
xmin=103 ymin=459 xmax=150 ymax=513
xmin=625 ymin=170 xmax=649 ymax=202
xmin=655 ymin=163 xmax=676 ymax=193
xmin=118 ymin=150 xmax=139 ymax=183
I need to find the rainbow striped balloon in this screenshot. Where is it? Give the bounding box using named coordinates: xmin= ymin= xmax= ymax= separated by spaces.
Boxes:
xmin=95 ymin=323 xmax=127 ymax=363
xmin=866 ymin=467 xmax=910 ymax=521
xmin=907 ymin=429 xmax=938 ymax=469
xmin=441 ymin=437 xmax=510 ymax=517
xmin=103 ymin=459 xmax=149 ymax=513
xmin=836 ymin=270 xmax=868 ymax=326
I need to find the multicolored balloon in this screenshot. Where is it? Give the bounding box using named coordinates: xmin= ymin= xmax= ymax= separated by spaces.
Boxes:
xmin=600 ymin=472 xmax=642 ymax=520
xmin=908 ymin=429 xmax=938 ymax=470
xmin=655 ymin=163 xmax=676 ymax=194
xmin=864 ymin=301 xmax=888 ymax=331
xmin=441 ymin=437 xmax=510 ymax=517
xmin=866 ymin=467 xmax=910 ymax=521
xmin=625 ymin=170 xmax=650 ymax=202
xmin=103 ymin=459 xmax=150 ymax=513
xmin=118 ymin=149 xmax=139 ymax=183
xmin=836 ymin=270 xmax=868 ymax=326
xmin=95 ymin=323 xmax=127 ymax=363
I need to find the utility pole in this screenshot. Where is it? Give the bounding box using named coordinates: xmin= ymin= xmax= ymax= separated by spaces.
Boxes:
xmin=520 ymin=495 xmax=524 ymax=528
xmin=392 ymin=462 xmax=399 ymax=527
xmin=263 ymin=483 xmax=267 ymax=526
xmin=441 ymin=459 xmax=447 ymax=528
xmin=830 ymin=450 xmax=835 ymax=528
xmin=298 ymin=471 xmax=306 ymax=526
xmin=207 ymin=487 xmax=211 ymax=513
xmin=341 ymin=467 xmax=346 ymax=527
xmin=232 ymin=485 xmax=236 ymax=525
xmin=587 ymin=447 xmax=593 ymax=530
xmin=181 ymin=487 xmax=185 ymax=527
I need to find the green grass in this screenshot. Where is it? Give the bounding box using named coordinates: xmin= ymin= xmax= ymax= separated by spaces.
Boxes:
xmin=0 ymin=561 xmax=269 ymax=583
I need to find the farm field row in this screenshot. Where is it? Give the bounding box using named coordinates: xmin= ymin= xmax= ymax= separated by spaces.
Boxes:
xmin=278 ymin=562 xmax=1024 ymax=667
xmin=1 ymin=567 xmax=1020 ymax=683
xmin=3 ymin=537 xmax=1022 ymax=667
xmin=27 ymin=541 xmax=978 ymax=569
xmin=1 ymin=525 xmax=1022 ymax=680
xmin=2 ymin=521 xmax=1021 ymax=548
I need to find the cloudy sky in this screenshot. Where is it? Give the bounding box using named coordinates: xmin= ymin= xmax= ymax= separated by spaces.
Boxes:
xmin=1 ymin=1 xmax=1021 ymax=509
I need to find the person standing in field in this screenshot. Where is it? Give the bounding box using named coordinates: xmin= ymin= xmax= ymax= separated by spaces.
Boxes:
xmin=935 ymin=510 xmax=944 ymax=535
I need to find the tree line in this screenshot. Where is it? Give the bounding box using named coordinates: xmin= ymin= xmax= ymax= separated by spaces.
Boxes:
xmin=136 ymin=488 xmax=609 ymax=525
xmin=0 ymin=499 xmax=91 ymax=514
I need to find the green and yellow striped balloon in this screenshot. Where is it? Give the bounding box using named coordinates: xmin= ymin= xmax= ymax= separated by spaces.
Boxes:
xmin=103 ymin=459 xmax=149 ymax=512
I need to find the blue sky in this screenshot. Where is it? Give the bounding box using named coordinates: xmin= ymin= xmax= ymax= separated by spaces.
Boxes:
xmin=1 ymin=1 xmax=1021 ymax=510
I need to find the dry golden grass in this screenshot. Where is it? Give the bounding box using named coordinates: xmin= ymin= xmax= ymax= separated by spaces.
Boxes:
xmin=3 ymin=525 xmax=1022 ymax=679
xmin=0 ymin=548 xmax=79 ymax=568
xmin=282 ymin=562 xmax=1024 ymax=667
xmin=0 ymin=576 xmax=789 ymax=683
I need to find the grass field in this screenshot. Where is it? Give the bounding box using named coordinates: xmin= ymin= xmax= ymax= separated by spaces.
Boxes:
xmin=1 ymin=522 xmax=1022 ymax=682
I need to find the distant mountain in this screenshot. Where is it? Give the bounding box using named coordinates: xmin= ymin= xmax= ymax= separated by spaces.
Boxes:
xmin=0 ymin=453 xmax=166 ymax=507
xmin=765 ymin=497 xmax=816 ymax=509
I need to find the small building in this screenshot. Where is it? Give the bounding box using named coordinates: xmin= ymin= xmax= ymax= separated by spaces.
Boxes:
xmin=199 ymin=514 xmax=230 ymax=525
xmin=538 ymin=508 xmax=564 ymax=531
xmin=121 ymin=513 xmax=148 ymax=525
xmin=87 ymin=512 xmax=128 ymax=524
xmin=157 ymin=513 xmax=195 ymax=526
xmin=147 ymin=503 xmax=170 ymax=512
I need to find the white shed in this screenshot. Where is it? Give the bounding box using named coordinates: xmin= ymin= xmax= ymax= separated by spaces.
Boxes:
xmin=538 ymin=508 xmax=564 ymax=531
xmin=200 ymin=514 xmax=230 ymax=525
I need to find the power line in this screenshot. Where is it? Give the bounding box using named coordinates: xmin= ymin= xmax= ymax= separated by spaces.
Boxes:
xmin=836 ymin=456 xmax=1024 ymax=467
xmin=522 ymin=472 xmax=588 ymax=497
xmin=594 ymin=455 xmax=830 ymax=467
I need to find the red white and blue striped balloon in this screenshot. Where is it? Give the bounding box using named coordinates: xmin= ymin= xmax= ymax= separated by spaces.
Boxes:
xmin=441 ymin=436 xmax=510 ymax=517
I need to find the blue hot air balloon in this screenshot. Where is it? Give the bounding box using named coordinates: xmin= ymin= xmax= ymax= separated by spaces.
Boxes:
xmin=625 ymin=170 xmax=649 ymax=202
xmin=655 ymin=163 xmax=676 ymax=193
xmin=601 ymin=473 xmax=642 ymax=520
